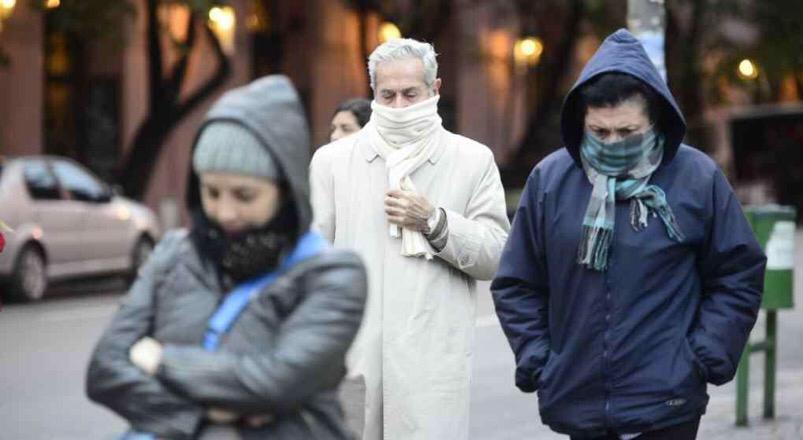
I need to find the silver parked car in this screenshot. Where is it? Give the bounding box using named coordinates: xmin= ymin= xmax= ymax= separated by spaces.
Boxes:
xmin=0 ymin=156 xmax=161 ymax=301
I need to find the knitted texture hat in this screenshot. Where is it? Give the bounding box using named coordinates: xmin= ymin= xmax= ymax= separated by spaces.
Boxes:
xmin=193 ymin=121 xmax=280 ymax=180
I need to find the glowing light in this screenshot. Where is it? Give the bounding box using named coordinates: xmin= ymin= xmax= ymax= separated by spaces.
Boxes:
xmin=45 ymin=0 xmax=60 ymax=9
xmin=0 ymin=0 xmax=17 ymax=21
xmin=208 ymin=6 xmax=237 ymax=55
xmin=115 ymin=206 xmax=132 ymax=221
xmin=160 ymin=3 xmax=191 ymax=41
xmin=209 ymin=6 xmax=235 ymax=31
xmin=514 ymin=36 xmax=544 ymax=67
xmin=737 ymin=59 xmax=759 ymax=80
xmin=378 ymin=22 xmax=401 ymax=44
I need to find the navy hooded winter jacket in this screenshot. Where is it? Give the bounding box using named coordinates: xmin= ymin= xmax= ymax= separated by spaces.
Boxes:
xmin=491 ymin=29 xmax=766 ymax=437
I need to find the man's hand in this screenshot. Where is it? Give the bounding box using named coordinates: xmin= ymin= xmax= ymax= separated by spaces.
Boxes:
xmin=129 ymin=337 xmax=163 ymax=376
xmin=207 ymin=408 xmax=239 ymax=424
xmin=207 ymin=408 xmax=274 ymax=427
xmin=385 ymin=190 xmax=435 ymax=233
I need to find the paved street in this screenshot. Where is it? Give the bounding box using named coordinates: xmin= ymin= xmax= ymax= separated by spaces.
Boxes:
xmin=2 ymin=234 xmax=803 ymax=439
xmin=0 ymin=279 xmax=128 ymax=439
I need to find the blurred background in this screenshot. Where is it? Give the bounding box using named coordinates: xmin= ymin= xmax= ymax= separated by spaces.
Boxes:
xmin=1 ymin=1 xmax=803 ymax=439
xmin=1 ymin=0 xmax=802 ymax=224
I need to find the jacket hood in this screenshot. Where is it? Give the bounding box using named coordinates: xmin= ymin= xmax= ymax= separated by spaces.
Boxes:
xmin=186 ymin=75 xmax=312 ymax=237
xmin=560 ymin=28 xmax=686 ymax=165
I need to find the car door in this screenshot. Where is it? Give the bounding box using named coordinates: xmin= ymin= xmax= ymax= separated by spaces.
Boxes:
xmin=21 ymin=160 xmax=86 ymax=273
xmin=50 ymin=159 xmax=131 ymax=269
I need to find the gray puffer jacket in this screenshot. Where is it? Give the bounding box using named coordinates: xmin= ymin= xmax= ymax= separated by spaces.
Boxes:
xmin=87 ymin=230 xmax=366 ymax=439
xmin=86 ymin=75 xmax=367 ymax=439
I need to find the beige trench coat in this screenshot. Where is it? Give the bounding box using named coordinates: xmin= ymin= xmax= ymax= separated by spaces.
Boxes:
xmin=310 ymin=128 xmax=510 ymax=440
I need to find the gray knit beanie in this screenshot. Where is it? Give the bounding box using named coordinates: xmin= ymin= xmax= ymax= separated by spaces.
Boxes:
xmin=193 ymin=121 xmax=280 ymax=180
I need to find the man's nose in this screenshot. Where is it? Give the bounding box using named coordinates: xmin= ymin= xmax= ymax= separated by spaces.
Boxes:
xmin=390 ymin=95 xmax=407 ymax=108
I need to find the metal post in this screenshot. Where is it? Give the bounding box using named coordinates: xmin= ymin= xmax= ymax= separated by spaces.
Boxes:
xmin=627 ymin=0 xmax=667 ymax=81
xmin=764 ymin=310 xmax=777 ymax=418
xmin=736 ymin=347 xmax=750 ymax=426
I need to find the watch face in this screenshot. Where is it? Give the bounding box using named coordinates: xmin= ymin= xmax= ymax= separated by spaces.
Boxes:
xmin=426 ymin=209 xmax=441 ymax=236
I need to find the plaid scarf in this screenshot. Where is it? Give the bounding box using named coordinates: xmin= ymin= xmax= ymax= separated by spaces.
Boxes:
xmin=578 ymin=129 xmax=685 ymax=271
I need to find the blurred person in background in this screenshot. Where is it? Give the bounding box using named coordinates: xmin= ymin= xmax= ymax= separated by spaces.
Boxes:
xmin=330 ymin=98 xmax=372 ymax=142
xmin=310 ymin=38 xmax=510 ymax=440
xmin=492 ymin=29 xmax=766 ymax=440
xmin=86 ymin=75 xmax=367 ymax=440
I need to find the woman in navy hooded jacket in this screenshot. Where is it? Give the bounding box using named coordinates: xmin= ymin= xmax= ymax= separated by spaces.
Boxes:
xmin=491 ymin=29 xmax=766 ymax=439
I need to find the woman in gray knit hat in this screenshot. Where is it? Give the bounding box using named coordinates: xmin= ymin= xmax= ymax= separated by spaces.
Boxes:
xmin=86 ymin=75 xmax=367 ymax=440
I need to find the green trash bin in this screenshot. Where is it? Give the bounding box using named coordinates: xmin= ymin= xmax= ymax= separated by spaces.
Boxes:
xmin=745 ymin=205 xmax=796 ymax=310
xmin=736 ymin=205 xmax=796 ymax=426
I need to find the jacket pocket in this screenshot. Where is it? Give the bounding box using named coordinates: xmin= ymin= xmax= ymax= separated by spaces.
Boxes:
xmin=665 ymin=338 xmax=708 ymax=411
xmin=536 ymin=350 xmax=564 ymax=417
xmin=536 ymin=350 xmax=561 ymax=393
xmin=682 ymin=338 xmax=708 ymax=384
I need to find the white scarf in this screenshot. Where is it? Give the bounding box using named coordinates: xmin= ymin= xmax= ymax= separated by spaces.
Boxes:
xmin=366 ymin=95 xmax=443 ymax=260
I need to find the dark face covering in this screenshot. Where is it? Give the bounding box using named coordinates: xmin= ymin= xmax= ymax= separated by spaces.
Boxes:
xmin=190 ymin=196 xmax=299 ymax=284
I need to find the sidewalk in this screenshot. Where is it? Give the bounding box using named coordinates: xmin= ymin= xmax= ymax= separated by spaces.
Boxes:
xmin=343 ymin=232 xmax=803 ymax=439
xmin=468 ymin=230 xmax=803 ymax=439
xmin=697 ymin=228 xmax=803 ymax=439
xmin=699 ymin=369 xmax=803 ymax=439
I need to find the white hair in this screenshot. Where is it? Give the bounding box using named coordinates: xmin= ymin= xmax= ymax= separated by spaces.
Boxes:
xmin=368 ymin=38 xmax=439 ymax=91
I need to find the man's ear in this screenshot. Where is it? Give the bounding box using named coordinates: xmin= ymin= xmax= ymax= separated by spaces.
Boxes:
xmin=433 ymin=78 xmax=442 ymax=95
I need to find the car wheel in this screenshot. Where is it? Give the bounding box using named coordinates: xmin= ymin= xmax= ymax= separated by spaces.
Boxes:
xmin=10 ymin=245 xmax=48 ymax=302
xmin=128 ymin=236 xmax=154 ymax=283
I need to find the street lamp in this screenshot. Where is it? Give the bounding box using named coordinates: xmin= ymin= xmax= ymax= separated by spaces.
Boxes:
xmin=208 ymin=5 xmax=236 ymax=55
xmin=737 ymin=58 xmax=759 ymax=81
xmin=160 ymin=3 xmax=191 ymax=42
xmin=0 ymin=0 xmax=16 ymax=22
xmin=378 ymin=21 xmax=401 ymax=44
xmin=513 ymin=36 xmax=543 ymax=68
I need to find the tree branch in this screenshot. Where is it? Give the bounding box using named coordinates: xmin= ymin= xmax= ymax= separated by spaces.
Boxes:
xmin=118 ymin=14 xmax=232 ymax=200
xmin=174 ymin=22 xmax=231 ymax=121
xmin=146 ymin=0 xmax=164 ymax=112
xmin=166 ymin=12 xmax=198 ymax=104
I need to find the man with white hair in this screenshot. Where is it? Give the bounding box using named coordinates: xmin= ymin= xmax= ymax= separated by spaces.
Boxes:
xmin=310 ymin=38 xmax=510 ymax=439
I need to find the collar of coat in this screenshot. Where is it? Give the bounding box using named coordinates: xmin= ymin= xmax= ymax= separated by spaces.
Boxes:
xmin=356 ymin=128 xmax=448 ymax=165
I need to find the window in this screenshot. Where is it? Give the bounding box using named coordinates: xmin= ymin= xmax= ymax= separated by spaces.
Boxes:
xmin=24 ymin=162 xmax=62 ymax=200
xmin=51 ymin=160 xmax=109 ymax=202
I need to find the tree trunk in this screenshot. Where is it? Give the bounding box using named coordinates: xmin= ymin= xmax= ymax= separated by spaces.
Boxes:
xmin=502 ymin=0 xmax=585 ymax=187
xmin=356 ymin=7 xmax=371 ymax=96
xmin=677 ymin=0 xmax=707 ymax=137
xmin=119 ymin=8 xmax=231 ymax=200
xmin=119 ymin=111 xmax=176 ymax=199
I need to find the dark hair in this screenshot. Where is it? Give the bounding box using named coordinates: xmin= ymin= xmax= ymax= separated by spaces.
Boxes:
xmin=334 ymin=98 xmax=372 ymax=127
xmin=578 ymin=73 xmax=661 ymax=125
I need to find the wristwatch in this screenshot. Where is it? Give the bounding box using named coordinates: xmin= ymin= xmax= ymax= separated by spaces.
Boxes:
xmin=425 ymin=208 xmax=442 ymax=236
